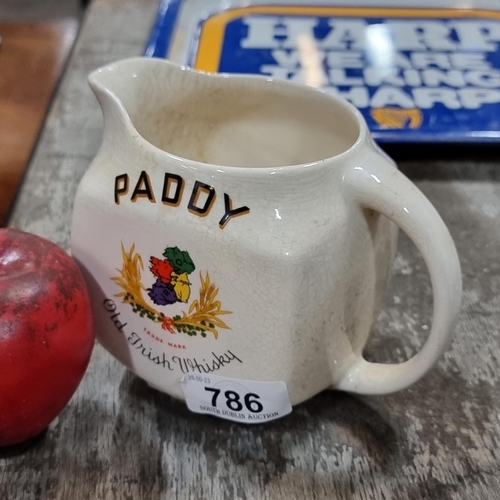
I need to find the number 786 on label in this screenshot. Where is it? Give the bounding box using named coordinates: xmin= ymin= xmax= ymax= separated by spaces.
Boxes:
xmin=181 ymin=374 xmax=293 ymax=424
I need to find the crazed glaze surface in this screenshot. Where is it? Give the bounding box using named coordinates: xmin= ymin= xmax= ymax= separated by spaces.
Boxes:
xmin=71 ymin=58 xmax=461 ymax=404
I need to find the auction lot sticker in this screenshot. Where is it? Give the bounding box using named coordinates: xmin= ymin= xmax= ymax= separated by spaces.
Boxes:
xmin=181 ymin=373 xmax=292 ymax=424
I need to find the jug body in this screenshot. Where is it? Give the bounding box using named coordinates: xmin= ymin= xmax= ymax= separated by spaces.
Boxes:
xmin=72 ymin=58 xmax=460 ymax=405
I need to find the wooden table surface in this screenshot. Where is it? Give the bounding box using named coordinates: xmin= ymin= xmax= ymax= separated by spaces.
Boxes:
xmin=2 ymin=0 xmax=500 ymax=498
xmin=0 ymin=19 xmax=78 ymax=224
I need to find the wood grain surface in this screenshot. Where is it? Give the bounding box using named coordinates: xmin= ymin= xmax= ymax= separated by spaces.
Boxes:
xmin=0 ymin=19 xmax=78 ymax=225
xmin=2 ymin=0 xmax=500 ymax=498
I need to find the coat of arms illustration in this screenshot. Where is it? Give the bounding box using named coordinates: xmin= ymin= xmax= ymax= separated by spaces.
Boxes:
xmin=112 ymin=244 xmax=231 ymax=338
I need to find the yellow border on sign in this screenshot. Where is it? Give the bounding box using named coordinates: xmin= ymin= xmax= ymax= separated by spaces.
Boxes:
xmin=194 ymin=6 xmax=500 ymax=72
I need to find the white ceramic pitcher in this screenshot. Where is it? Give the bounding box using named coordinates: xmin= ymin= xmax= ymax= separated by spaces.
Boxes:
xmin=71 ymin=57 xmax=461 ymax=407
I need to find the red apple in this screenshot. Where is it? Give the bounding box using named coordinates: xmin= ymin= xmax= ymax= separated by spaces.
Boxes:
xmin=0 ymin=228 xmax=94 ymax=446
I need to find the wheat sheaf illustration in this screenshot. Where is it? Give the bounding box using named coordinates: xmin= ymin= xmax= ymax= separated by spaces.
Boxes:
xmin=112 ymin=243 xmax=231 ymax=339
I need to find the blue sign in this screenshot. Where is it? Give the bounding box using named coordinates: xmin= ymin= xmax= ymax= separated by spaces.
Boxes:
xmin=147 ymin=2 xmax=500 ymax=143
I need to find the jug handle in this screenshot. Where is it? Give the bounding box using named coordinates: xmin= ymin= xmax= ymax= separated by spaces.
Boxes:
xmin=336 ymin=160 xmax=462 ymax=395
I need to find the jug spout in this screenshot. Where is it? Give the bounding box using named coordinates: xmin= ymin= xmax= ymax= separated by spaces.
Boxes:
xmin=88 ymin=57 xmax=201 ymax=152
xmin=88 ymin=57 xmax=156 ymax=144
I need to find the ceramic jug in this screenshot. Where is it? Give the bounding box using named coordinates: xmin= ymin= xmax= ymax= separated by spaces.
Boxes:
xmin=71 ymin=57 xmax=461 ymax=408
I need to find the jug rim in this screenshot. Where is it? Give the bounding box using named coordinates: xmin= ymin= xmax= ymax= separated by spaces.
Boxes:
xmin=89 ymin=57 xmax=370 ymax=174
